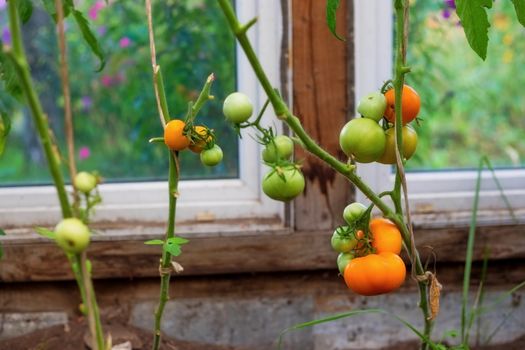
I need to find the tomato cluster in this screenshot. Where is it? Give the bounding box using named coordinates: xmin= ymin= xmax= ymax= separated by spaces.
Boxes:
xmin=164 ymin=119 xmax=223 ymax=167
xmin=222 ymin=92 xmax=305 ymax=202
xmin=339 ymin=84 xmax=420 ymax=165
xmin=330 ymin=203 xmax=406 ymax=296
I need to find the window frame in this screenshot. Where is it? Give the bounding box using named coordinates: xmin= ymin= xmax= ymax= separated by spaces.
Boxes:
xmin=0 ymin=1 xmax=285 ymax=228
xmin=353 ymin=0 xmax=525 ymax=228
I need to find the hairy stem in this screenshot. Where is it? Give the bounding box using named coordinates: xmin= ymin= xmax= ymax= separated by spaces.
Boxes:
xmin=6 ymin=1 xmax=71 ymax=218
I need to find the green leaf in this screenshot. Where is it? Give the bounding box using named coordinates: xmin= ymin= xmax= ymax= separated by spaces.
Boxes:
xmin=163 ymin=236 xmax=189 ymax=257
xmin=455 ymin=0 xmax=493 ymax=60
xmin=0 ymin=50 xmax=23 ymax=98
xmin=35 ymin=227 xmax=56 ymax=239
xmin=0 ymin=228 xmax=5 ymax=260
xmin=511 ymin=0 xmax=525 ymax=27
xmin=71 ymin=10 xmax=106 ymax=71
xmin=326 ymin=0 xmax=345 ymax=41
xmin=167 ymin=236 xmax=189 ymax=245
xmin=40 ymin=0 xmax=72 ymax=21
xmin=144 ymin=239 xmax=164 ymax=245
xmin=17 ymin=0 xmax=34 ymax=23
xmin=0 ymin=113 xmax=11 ymax=156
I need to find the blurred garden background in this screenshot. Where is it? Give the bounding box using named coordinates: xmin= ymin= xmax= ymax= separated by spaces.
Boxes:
xmin=0 ymin=0 xmax=524 ymax=185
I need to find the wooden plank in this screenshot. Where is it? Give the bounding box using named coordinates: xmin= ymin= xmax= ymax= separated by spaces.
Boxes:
xmin=1 ymin=224 xmax=524 ymax=282
xmin=292 ymin=0 xmax=352 ymax=231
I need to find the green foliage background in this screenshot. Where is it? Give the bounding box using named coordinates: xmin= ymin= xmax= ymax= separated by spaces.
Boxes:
xmin=0 ymin=0 xmax=236 ymax=184
xmin=407 ymin=0 xmax=525 ymax=170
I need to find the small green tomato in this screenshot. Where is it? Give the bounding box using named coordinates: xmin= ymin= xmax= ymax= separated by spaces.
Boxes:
xmin=343 ymin=202 xmax=367 ymax=225
xmin=337 ymin=252 xmax=354 ymax=275
xmin=200 ymin=145 xmax=223 ymax=166
xmin=54 ymin=218 xmax=91 ymax=254
xmin=262 ymin=135 xmax=294 ymax=163
xmin=223 ymin=92 xmax=253 ymax=123
xmin=74 ymin=172 xmax=97 ymax=193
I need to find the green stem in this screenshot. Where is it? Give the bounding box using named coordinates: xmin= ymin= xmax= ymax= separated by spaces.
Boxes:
xmin=219 ymin=0 xmax=432 ymax=347
xmin=152 ymin=152 xmax=179 ymax=350
xmin=155 ymin=67 xmax=171 ymax=124
xmin=6 ymin=1 xmax=71 ymax=218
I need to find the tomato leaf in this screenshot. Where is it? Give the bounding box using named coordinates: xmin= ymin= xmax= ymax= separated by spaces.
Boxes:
xmin=40 ymin=0 xmax=72 ymax=21
xmin=455 ymin=0 xmax=493 ymax=60
xmin=163 ymin=236 xmax=189 ymax=257
xmin=0 ymin=113 xmax=11 ymax=156
xmin=17 ymin=0 xmax=34 ymax=23
xmin=511 ymin=0 xmax=525 ymax=27
xmin=71 ymin=10 xmax=106 ymax=72
xmin=144 ymin=239 xmax=164 ymax=245
xmin=167 ymin=236 xmax=189 ymax=245
xmin=35 ymin=227 xmax=56 ymax=239
xmin=0 ymin=228 xmax=5 ymax=260
xmin=0 ymin=51 xmax=23 ymax=99
xmin=326 ymin=0 xmax=345 ymax=41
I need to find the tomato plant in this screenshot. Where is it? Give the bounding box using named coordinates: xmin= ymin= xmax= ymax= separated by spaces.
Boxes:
xmin=384 ymin=84 xmax=421 ymax=125
xmin=343 ymin=252 xmax=406 ymax=296
xmin=164 ymin=119 xmax=191 ymax=151
xmin=200 ymin=145 xmax=223 ymax=166
xmin=378 ymin=125 xmax=418 ymax=164
xmin=262 ymin=165 xmax=305 ymax=202
xmin=54 ymin=218 xmax=91 ymax=254
xmin=262 ymin=135 xmax=294 ymax=163
xmin=339 ymin=118 xmax=386 ymax=163
xmin=223 ymin=92 xmax=254 ymax=123
xmin=357 ymin=91 xmax=387 ymax=122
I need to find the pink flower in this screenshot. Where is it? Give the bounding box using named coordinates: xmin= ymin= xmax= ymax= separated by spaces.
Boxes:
xmin=119 ymin=36 xmax=131 ymax=48
xmin=81 ymin=96 xmax=93 ymax=110
xmin=88 ymin=1 xmax=105 ymax=21
xmin=79 ymin=146 xmax=91 ymax=160
xmin=0 ymin=1 xmax=6 ymax=11
xmin=101 ymin=75 xmax=112 ymax=87
xmin=1 ymin=27 xmax=10 ymax=45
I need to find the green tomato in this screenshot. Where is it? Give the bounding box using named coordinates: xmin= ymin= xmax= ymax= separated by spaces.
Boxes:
xmin=357 ymin=91 xmax=387 ymax=122
xmin=200 ymin=145 xmax=223 ymax=166
xmin=378 ymin=125 xmax=418 ymax=164
xmin=74 ymin=172 xmax=97 ymax=193
xmin=223 ymin=92 xmax=253 ymax=123
xmin=55 ymin=218 xmax=90 ymax=254
xmin=262 ymin=135 xmax=294 ymax=163
xmin=331 ymin=227 xmax=358 ymax=253
xmin=337 ymin=252 xmax=354 ymax=274
xmin=262 ymin=166 xmax=305 ymax=202
xmin=343 ymin=202 xmax=367 ymax=225
xmin=339 ymin=118 xmax=386 ymax=163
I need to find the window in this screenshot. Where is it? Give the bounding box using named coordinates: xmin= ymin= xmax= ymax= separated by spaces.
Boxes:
xmin=354 ymin=1 xmax=525 ymax=227
xmin=0 ymin=1 xmax=285 ymax=227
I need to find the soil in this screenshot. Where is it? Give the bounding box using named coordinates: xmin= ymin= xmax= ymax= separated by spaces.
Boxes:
xmin=382 ymin=335 xmax=525 ymax=350
xmin=0 ymin=319 xmax=248 ymax=350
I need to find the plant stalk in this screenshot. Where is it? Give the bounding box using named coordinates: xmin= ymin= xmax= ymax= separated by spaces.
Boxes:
xmin=6 ymin=1 xmax=71 ymax=218
xmin=218 ymin=0 xmax=432 ymax=346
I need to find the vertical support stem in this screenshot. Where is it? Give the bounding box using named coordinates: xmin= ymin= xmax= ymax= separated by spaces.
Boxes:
xmin=6 ymin=1 xmax=72 ymax=218
xmin=152 ymin=152 xmax=179 ymax=350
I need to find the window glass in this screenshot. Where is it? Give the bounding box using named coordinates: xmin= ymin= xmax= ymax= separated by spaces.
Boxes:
xmin=406 ymin=0 xmax=525 ymax=171
xmin=0 ymin=0 xmax=237 ymax=185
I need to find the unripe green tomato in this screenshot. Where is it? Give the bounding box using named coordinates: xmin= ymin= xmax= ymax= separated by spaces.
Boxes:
xmin=378 ymin=125 xmax=418 ymax=164
xmin=337 ymin=252 xmax=354 ymax=275
xmin=343 ymin=202 xmax=367 ymax=225
xmin=339 ymin=118 xmax=386 ymax=163
xmin=357 ymin=92 xmax=387 ymax=122
xmin=200 ymin=145 xmax=224 ymax=166
xmin=54 ymin=218 xmax=91 ymax=254
xmin=262 ymin=166 xmax=305 ymax=202
xmin=262 ymin=135 xmax=294 ymax=163
xmin=223 ymin=92 xmax=253 ymax=123
xmin=74 ymin=172 xmax=97 ymax=193
xmin=331 ymin=227 xmax=358 ymax=253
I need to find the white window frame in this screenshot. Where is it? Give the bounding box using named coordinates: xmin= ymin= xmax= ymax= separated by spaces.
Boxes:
xmin=354 ymin=1 xmax=525 ymax=228
xmin=0 ymin=1 xmax=286 ymax=228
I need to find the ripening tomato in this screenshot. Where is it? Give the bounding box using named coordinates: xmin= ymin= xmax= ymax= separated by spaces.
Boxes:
xmin=189 ymin=125 xmax=212 ymax=153
xmin=384 ymin=85 xmax=421 ymax=125
xmin=378 ymin=125 xmax=418 ymax=164
xmin=370 ymin=217 xmax=402 ymax=255
xmin=339 ymin=118 xmax=386 ymax=163
xmin=164 ymin=119 xmax=191 ymax=151
xmin=343 ymin=252 xmax=406 ymax=296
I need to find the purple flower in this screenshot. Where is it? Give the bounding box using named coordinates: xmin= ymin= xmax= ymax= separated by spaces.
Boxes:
xmin=79 ymin=146 xmax=91 ymax=160
xmin=97 ymin=26 xmax=107 ymax=36
xmin=81 ymin=96 xmax=93 ymax=110
xmin=119 ymin=36 xmax=131 ymax=48
xmin=444 ymin=0 xmax=456 ymax=9
xmin=0 ymin=1 xmax=6 ymax=11
xmin=88 ymin=1 xmax=105 ymax=21
xmin=442 ymin=9 xmax=451 ymax=19
xmin=1 ymin=27 xmax=10 ymax=45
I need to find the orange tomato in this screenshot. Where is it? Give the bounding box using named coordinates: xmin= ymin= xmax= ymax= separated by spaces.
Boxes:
xmin=370 ymin=217 xmax=402 ymax=255
xmin=343 ymin=252 xmax=406 ymax=296
xmin=189 ymin=125 xmax=211 ymax=153
xmin=164 ymin=120 xmax=190 ymax=151
xmin=384 ymin=84 xmax=420 ymax=125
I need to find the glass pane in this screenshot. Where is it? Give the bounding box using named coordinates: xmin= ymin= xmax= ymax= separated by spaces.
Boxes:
xmin=406 ymin=0 xmax=525 ymax=171
xmin=0 ymin=0 xmax=237 ymax=185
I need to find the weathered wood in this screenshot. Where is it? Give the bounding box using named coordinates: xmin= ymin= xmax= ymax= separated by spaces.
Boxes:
xmin=1 ymin=223 xmax=524 ymax=282
xmin=292 ymin=0 xmax=352 ymax=231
